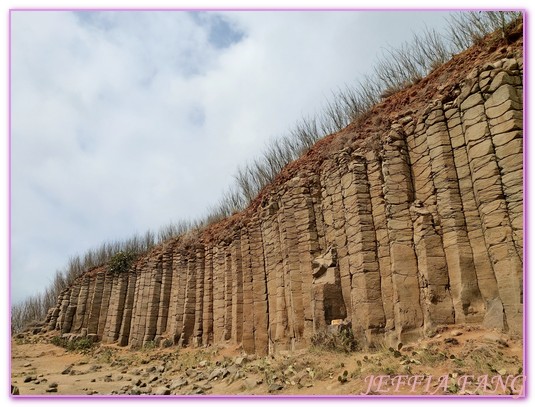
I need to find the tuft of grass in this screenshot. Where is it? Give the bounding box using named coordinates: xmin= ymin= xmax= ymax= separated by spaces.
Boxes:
xmin=311 ymin=328 xmax=359 ymax=353
xmin=50 ymin=336 xmax=94 ymax=352
xmin=108 ymin=251 xmax=136 ymax=274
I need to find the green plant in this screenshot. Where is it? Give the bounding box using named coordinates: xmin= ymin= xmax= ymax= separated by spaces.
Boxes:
xmin=108 ymin=251 xmax=136 ymax=274
xmin=143 ymin=340 xmax=157 ymax=351
xmin=338 ymin=370 xmax=349 ymax=383
xmin=50 ymin=336 xmax=94 ymax=352
xmin=311 ymin=328 xmax=359 ymax=353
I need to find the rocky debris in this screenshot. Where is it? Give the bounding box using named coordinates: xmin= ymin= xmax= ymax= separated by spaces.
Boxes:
xmin=23 ymin=376 xmax=36 ymax=383
xmin=11 ymin=385 xmax=20 ymax=395
xmin=208 ymin=367 xmax=229 ymax=381
xmin=234 ymin=356 xmax=247 ymax=367
xmin=23 ymin=362 xmax=32 ymax=368
xmin=61 ymin=364 xmax=74 ymax=375
xmin=483 ymin=332 xmax=509 ymax=347
xmin=169 ymin=378 xmax=188 ymax=390
xmin=444 ymin=338 xmax=460 ymax=345
xmin=45 ymin=383 xmax=58 ymax=393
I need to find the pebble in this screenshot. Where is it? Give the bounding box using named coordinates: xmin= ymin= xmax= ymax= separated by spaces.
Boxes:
xmin=152 ymin=386 xmax=171 ymax=395
xmin=268 ymin=383 xmax=284 ymax=393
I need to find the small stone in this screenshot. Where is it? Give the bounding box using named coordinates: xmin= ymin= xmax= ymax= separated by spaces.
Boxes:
xmin=152 ymin=386 xmax=171 ymax=395
xmin=46 ymin=387 xmax=58 ymax=393
xmin=48 ymin=382 xmax=58 ymax=388
xmin=497 ymin=369 xmax=507 ymax=376
xmin=234 ymin=356 xmax=247 ymax=366
xmin=11 ymin=385 xmax=20 ymax=395
xmin=244 ymin=378 xmax=257 ymax=389
xmin=451 ymin=330 xmax=462 ymax=337
xmin=23 ymin=363 xmax=32 ymax=368
xmin=62 ymin=364 xmax=73 ymax=375
xmin=170 ymin=378 xmax=188 ymax=390
xmin=268 ymin=383 xmax=284 ymax=393
xmin=198 ymin=360 xmax=208 ymax=368
xmin=208 ymin=367 xmax=229 ymax=381
xmin=23 ymin=376 xmax=34 ymax=383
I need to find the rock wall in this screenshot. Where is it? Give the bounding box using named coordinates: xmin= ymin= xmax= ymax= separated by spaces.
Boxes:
xmin=45 ymin=54 xmax=523 ymax=354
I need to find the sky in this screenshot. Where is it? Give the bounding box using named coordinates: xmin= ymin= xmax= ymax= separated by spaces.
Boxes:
xmin=8 ymin=9 xmax=476 ymax=304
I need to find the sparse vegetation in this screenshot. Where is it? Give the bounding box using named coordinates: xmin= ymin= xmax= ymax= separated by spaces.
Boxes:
xmin=108 ymin=251 xmax=136 ymax=274
xmin=311 ymin=328 xmax=359 ymax=353
xmin=50 ymin=336 xmax=94 ymax=352
xmin=11 ymin=11 xmax=522 ymax=333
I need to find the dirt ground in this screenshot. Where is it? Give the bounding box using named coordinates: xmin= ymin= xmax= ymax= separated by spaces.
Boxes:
xmin=11 ymin=325 xmax=524 ymax=397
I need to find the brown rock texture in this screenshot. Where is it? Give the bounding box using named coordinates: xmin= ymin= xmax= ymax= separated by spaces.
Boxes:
xmin=45 ymin=41 xmax=523 ymax=351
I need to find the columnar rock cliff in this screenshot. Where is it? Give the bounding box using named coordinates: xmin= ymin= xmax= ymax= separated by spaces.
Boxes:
xmin=45 ymin=43 xmax=523 ymax=355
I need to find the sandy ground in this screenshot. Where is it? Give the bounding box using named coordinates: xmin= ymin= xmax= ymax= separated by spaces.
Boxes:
xmin=11 ymin=325 xmax=524 ymax=397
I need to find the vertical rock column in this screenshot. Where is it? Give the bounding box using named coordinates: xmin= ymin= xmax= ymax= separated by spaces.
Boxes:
xmin=179 ymin=251 xmax=197 ymax=346
xmin=156 ymin=248 xmax=174 ymax=341
xmin=425 ymin=101 xmax=484 ymax=324
xmin=261 ymin=200 xmax=287 ymax=353
xmin=444 ymin=100 xmax=502 ymax=328
xmin=280 ymin=180 xmax=306 ymax=348
xmin=54 ymin=288 xmax=70 ymax=331
xmin=382 ymin=126 xmax=423 ymax=342
xmin=73 ymin=276 xmax=91 ymax=333
xmin=102 ymin=272 xmax=129 ymax=343
xmin=143 ymin=258 xmax=162 ymax=345
xmin=405 ymin=112 xmax=448 ymax=332
xmin=320 ymin=160 xmax=352 ymax=321
xmin=240 ymin=228 xmax=256 ymax=353
xmin=212 ymin=244 xmax=226 ymax=343
xmin=340 ymin=152 xmax=386 ymax=344
xmin=250 ymin=218 xmax=269 ymax=355
xmin=230 ymin=239 xmax=243 ymax=345
xmin=170 ymin=253 xmax=187 ymax=344
xmin=118 ymin=270 xmax=137 ymax=346
xmin=223 ymin=245 xmax=233 ymax=341
xmin=483 ymin=60 xmax=523 ymax=262
xmin=47 ymin=291 xmax=65 ymax=331
xmin=202 ymin=245 xmax=214 ymax=346
xmin=459 ymin=69 xmax=523 ymax=333
xmin=294 ymin=176 xmax=320 ymax=341
xmin=192 ymin=245 xmax=205 ymax=347
xmin=130 ymin=258 xmax=152 ymax=348
xmin=366 ymin=150 xmax=395 ymax=333
xmin=62 ymin=281 xmax=81 ymax=334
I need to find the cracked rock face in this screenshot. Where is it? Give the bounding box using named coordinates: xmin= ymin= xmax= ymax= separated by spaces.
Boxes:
xmin=45 ymin=53 xmax=523 ymax=353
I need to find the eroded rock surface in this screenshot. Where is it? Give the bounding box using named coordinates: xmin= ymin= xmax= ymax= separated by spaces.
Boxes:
xmin=43 ymin=52 xmax=523 ymax=353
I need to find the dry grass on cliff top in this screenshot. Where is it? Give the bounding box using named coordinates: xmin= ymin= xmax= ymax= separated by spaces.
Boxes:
xmin=195 ymin=19 xmax=523 ymax=245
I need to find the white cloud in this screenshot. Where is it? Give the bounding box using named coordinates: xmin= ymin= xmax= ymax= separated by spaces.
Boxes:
xmin=11 ymin=10 xmax=453 ymax=303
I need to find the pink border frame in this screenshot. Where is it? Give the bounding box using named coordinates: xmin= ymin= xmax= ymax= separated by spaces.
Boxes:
xmin=7 ymin=8 xmax=528 ymax=400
